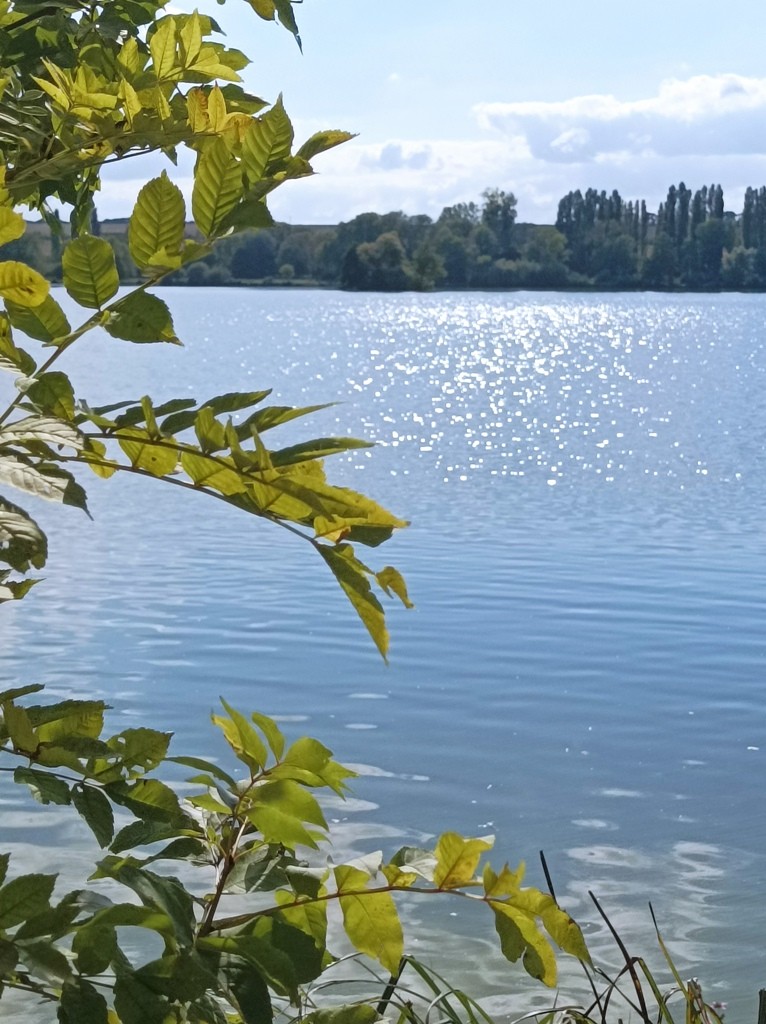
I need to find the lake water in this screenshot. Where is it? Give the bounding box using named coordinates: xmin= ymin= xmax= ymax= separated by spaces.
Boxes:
xmin=2 ymin=289 xmax=765 ymax=1021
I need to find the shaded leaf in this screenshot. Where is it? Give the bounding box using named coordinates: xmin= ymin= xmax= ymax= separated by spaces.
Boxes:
xmin=6 ymin=295 xmax=71 ymax=344
xmin=0 ymin=497 xmax=47 ymax=571
xmin=105 ymin=292 xmax=179 ymax=344
xmin=14 ymin=766 xmax=70 ymax=805
xmin=320 ymin=544 xmax=389 ymax=660
xmin=23 ymin=371 xmax=75 ymax=420
xmin=58 ymin=977 xmax=110 ymax=1024
xmin=0 ymin=873 xmax=55 ymax=928
xmin=72 ymin=785 xmax=115 ymax=847
xmin=114 ymin=974 xmax=169 ymax=1024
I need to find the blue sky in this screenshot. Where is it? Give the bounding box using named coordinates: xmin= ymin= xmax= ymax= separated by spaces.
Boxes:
xmin=101 ymin=0 xmax=766 ymax=224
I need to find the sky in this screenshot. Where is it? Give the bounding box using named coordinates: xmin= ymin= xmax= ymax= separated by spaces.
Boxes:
xmin=100 ymin=0 xmax=766 ymax=225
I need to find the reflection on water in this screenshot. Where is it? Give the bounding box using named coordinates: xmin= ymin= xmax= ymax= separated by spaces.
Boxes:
xmin=2 ymin=290 xmax=766 ymax=1021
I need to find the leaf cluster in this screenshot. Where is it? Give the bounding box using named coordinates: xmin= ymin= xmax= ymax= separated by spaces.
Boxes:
xmin=0 ymin=1 xmax=404 ymax=657
xmin=0 ymin=685 xmax=590 ymax=1023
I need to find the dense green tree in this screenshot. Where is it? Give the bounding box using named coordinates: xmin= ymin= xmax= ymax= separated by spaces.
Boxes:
xmin=230 ymin=230 xmax=278 ymax=279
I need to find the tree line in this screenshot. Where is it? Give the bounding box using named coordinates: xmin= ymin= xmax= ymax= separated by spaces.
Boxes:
xmin=10 ymin=182 xmax=766 ymax=291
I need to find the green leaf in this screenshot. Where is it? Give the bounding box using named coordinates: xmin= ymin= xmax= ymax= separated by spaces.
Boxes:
xmin=105 ymin=292 xmax=179 ymax=344
xmin=0 ymin=497 xmax=47 ymax=571
xmin=110 ymin=819 xmax=191 ymax=855
xmin=297 ymin=130 xmax=356 ymax=161
xmin=95 ymin=858 xmax=195 ymax=945
xmin=62 ymin=236 xmax=120 ymax=309
xmin=0 ymin=456 xmax=89 ymax=511
xmin=135 ymin=952 xmax=218 ymax=1001
xmin=0 ymin=315 xmax=35 ymax=374
xmin=227 ymin=960 xmax=272 ymax=1024
xmin=72 ymin=785 xmax=115 ymax=847
xmin=5 ymin=295 xmax=71 ymax=344
xmin=246 ymin=402 xmax=332 ymax=434
xmin=58 ymin=977 xmax=110 ymax=1024
xmin=3 ymin=702 xmax=38 ymax=751
xmin=23 ymin=371 xmax=75 ymax=419
xmin=0 ymin=935 xmax=17 ymax=975
xmin=0 ymin=260 xmax=49 ymax=307
xmin=108 ymin=727 xmax=171 ymax=774
xmin=160 ymin=389 xmax=271 ymax=434
xmin=14 ymin=767 xmax=70 ymax=805
xmin=0 ymin=683 xmax=44 ymax=704
xmin=0 ymin=873 xmax=55 ymax=928
xmin=319 ymin=544 xmax=389 ymax=661
xmin=302 ymin=1007 xmax=380 ymax=1024
xmin=72 ymin=923 xmax=117 ymax=976
xmin=249 ymin=712 xmax=284 ymax=761
xmin=433 ymin=832 xmax=493 ymax=888
xmin=214 ymin=698 xmax=268 ymax=771
xmin=114 ymin=974 xmax=169 ymax=1024
xmin=246 ymin=781 xmax=325 ymax=850
xmin=128 ymin=172 xmax=186 ymax=270
xmin=17 ymin=938 xmax=71 ymax=983
xmin=242 ymin=95 xmax=293 ymax=184
xmin=192 ymin=137 xmax=243 ymax=238
xmin=271 ymin=436 xmax=373 ymax=468
xmin=375 ymin=566 xmax=414 ymax=608
xmin=0 ymin=853 xmax=9 ymax=887
xmin=105 ymin=778 xmax=187 ymax=824
xmin=168 ymin=754 xmax=236 ymax=787
xmin=491 ymin=902 xmax=558 ymax=986
xmin=274 ymin=736 xmax=354 ymax=795
xmin=86 ymin=902 xmax=173 ymax=938
xmin=335 ymin=864 xmax=403 ymax=974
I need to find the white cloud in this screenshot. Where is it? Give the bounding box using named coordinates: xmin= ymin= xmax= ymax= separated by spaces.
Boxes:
xmin=474 ymin=73 xmax=766 ymax=163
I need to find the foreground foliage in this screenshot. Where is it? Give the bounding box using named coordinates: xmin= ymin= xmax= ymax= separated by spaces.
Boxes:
xmin=0 ymin=0 xmax=410 ymax=658
xmin=0 ymin=685 xmax=590 ymax=1021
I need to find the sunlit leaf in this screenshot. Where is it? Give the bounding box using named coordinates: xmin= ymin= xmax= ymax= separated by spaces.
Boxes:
xmin=0 ymin=456 xmax=89 ymax=511
xmin=192 ymin=137 xmax=243 ymax=238
xmin=335 ymin=864 xmax=403 ymax=973
xmin=128 ymin=172 xmax=186 ymax=270
xmin=297 ymin=130 xmax=355 ymax=161
xmin=433 ymin=832 xmax=494 ymax=888
xmin=0 ymin=260 xmax=49 ymax=307
xmin=22 ymin=371 xmax=75 ymax=420
xmin=0 ymin=207 xmax=24 ymax=246
xmin=242 ymin=95 xmax=293 ymax=184
xmin=62 ymin=236 xmax=119 ymax=309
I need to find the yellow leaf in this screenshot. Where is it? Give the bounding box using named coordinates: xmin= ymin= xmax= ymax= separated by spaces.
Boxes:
xmin=0 ymin=261 xmax=49 ymax=307
xmin=335 ymin=864 xmax=403 ymax=974
xmin=150 ymin=16 xmax=178 ymax=81
xmin=186 ymin=87 xmax=208 ymax=133
xmin=207 ymin=85 xmax=228 ymax=133
xmin=0 ymin=208 xmax=24 ymax=247
xmin=376 ymin=566 xmax=414 ymax=608
xmin=433 ymin=832 xmax=494 ymax=888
